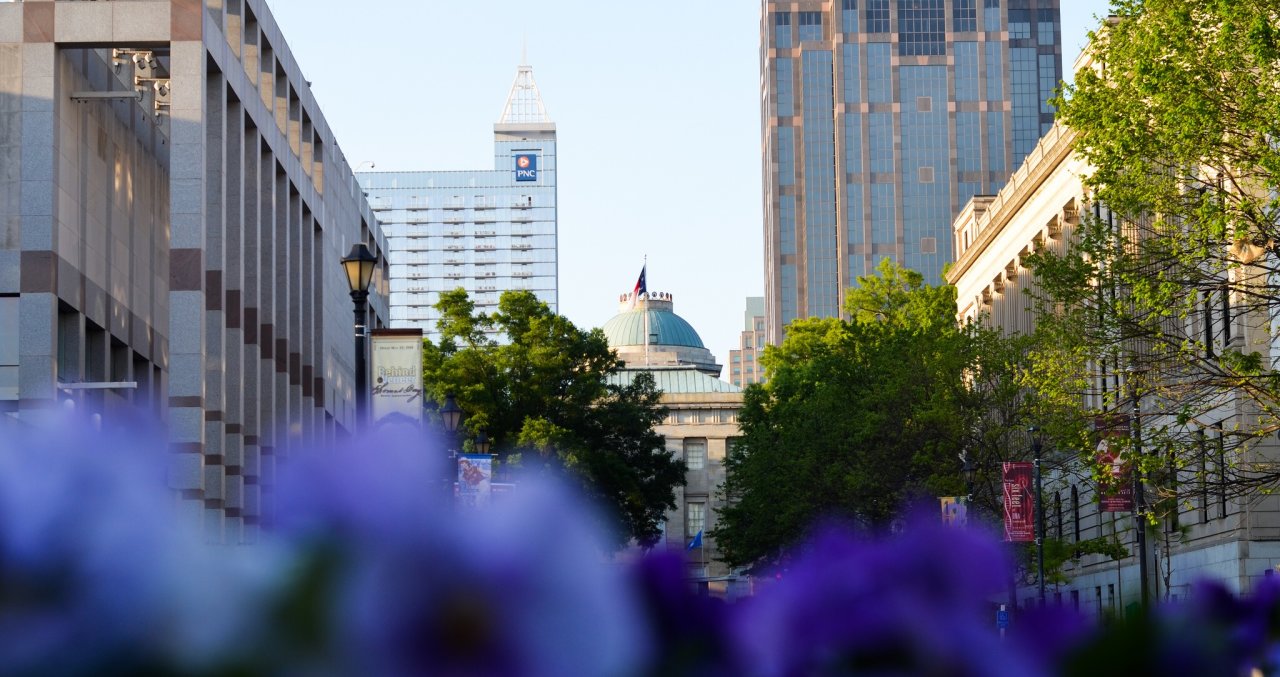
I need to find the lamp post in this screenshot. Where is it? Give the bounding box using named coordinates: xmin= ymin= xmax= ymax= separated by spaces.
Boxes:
xmin=1030 ymin=426 xmax=1046 ymax=606
xmin=341 ymin=243 xmax=378 ymax=430
xmin=1129 ymin=370 xmax=1151 ymax=608
xmin=963 ymin=451 xmax=975 ymax=508
xmin=440 ymin=393 xmax=462 ymax=495
xmin=474 ymin=430 xmax=490 ymax=455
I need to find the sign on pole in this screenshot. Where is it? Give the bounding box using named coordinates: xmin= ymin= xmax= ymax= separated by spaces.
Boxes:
xmin=370 ymin=329 xmax=424 ymax=431
xmin=458 ymin=454 xmax=493 ymax=508
xmin=940 ymin=496 xmax=968 ymax=527
xmin=1095 ymin=415 xmax=1134 ymax=512
xmin=1002 ymin=462 xmax=1035 ymax=542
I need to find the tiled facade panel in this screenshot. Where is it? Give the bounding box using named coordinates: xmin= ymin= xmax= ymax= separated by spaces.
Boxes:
xmin=2 ymin=1 xmax=389 ymax=542
xmin=762 ymin=0 xmax=1063 ymax=344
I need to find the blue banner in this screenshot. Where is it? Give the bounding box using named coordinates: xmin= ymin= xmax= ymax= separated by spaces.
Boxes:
xmin=514 ymin=153 xmax=538 ymax=182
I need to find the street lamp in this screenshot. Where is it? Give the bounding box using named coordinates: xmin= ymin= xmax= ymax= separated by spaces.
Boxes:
xmin=341 ymin=243 xmax=378 ymax=430
xmin=963 ymin=451 xmax=975 ymax=506
xmin=1127 ymin=367 xmax=1151 ymax=608
xmin=1030 ymin=426 xmax=1046 ymax=607
xmin=440 ymin=393 xmax=462 ymax=434
xmin=474 ymin=430 xmax=491 ymax=455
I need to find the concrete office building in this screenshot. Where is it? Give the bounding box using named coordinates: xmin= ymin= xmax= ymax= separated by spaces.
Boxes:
xmin=728 ymin=296 xmax=766 ymax=388
xmin=362 ymin=64 xmax=557 ymax=341
xmin=761 ymin=0 xmax=1062 ymax=344
xmin=0 ymin=0 xmax=389 ymax=541
xmin=603 ymin=288 xmax=745 ymax=592
xmin=946 ymin=111 xmax=1280 ymax=611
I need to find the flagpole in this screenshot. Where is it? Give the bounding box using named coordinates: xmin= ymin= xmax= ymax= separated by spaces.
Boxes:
xmin=643 ymin=255 xmax=650 ymax=366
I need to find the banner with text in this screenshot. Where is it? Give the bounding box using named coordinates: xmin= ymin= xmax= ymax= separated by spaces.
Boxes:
xmin=1002 ymin=462 xmax=1035 ymax=542
xmin=1095 ymin=415 xmax=1134 ymax=512
xmin=370 ymin=330 xmax=424 ymax=430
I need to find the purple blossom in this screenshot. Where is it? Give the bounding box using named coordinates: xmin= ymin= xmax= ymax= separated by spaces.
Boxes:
xmin=730 ymin=518 xmax=1051 ymax=677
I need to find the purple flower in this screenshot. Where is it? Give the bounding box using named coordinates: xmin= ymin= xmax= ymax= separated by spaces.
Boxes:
xmin=0 ymin=418 xmax=277 ymax=674
xmin=730 ymin=518 xmax=1051 ymax=677
xmin=273 ymin=434 xmax=648 ymax=677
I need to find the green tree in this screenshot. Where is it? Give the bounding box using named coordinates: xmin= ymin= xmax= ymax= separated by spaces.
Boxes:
xmin=422 ymin=288 xmax=685 ymax=550
xmin=712 ymin=260 xmax=1032 ymax=570
xmin=1025 ymin=0 xmax=1280 ymax=498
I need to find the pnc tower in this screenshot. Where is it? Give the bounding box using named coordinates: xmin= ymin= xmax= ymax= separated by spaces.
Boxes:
xmin=363 ymin=63 xmax=558 ymax=341
xmin=761 ymin=0 xmax=1061 ymax=343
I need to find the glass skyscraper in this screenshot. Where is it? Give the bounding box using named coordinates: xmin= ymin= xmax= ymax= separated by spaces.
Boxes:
xmin=761 ymin=0 xmax=1061 ymax=343
xmin=362 ymin=64 xmax=557 ymax=341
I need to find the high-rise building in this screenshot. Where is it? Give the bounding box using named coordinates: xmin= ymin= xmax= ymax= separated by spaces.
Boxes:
xmin=0 ymin=0 xmax=390 ymax=540
xmin=728 ymin=297 xmax=767 ymax=388
xmin=761 ymin=0 xmax=1062 ymax=344
xmin=362 ymin=64 xmax=557 ymax=341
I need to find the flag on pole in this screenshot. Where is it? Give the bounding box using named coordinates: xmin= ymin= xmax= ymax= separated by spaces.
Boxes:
xmin=630 ymin=265 xmax=647 ymax=309
xmin=687 ymin=529 xmax=703 ymax=550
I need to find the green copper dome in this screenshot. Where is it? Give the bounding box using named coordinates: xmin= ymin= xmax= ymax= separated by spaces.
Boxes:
xmin=602 ymin=309 xmax=706 ymax=349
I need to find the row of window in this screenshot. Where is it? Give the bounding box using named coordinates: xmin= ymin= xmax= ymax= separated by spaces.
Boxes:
xmin=774 ymin=0 xmax=1044 ymax=46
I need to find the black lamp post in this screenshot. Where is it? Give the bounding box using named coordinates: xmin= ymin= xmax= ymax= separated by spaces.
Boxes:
xmin=341 ymin=243 xmax=378 ymax=430
xmin=1129 ymin=369 xmax=1150 ymax=608
xmin=440 ymin=393 xmax=462 ymax=495
xmin=963 ymin=451 xmax=975 ymax=508
xmin=1030 ymin=426 xmax=1046 ymax=607
xmin=474 ymin=430 xmax=490 ymax=455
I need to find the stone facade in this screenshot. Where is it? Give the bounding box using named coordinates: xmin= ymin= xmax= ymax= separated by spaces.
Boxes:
xmin=0 ymin=0 xmax=389 ymax=542
xmin=946 ymin=117 xmax=1280 ymax=612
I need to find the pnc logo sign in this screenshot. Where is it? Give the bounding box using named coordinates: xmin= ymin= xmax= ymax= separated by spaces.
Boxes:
xmin=514 ymin=154 xmax=538 ymax=182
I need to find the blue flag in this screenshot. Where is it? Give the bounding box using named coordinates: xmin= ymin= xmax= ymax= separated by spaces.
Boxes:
xmin=687 ymin=530 xmax=703 ymax=550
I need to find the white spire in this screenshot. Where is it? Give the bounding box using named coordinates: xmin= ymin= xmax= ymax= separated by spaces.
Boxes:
xmin=498 ymin=62 xmax=552 ymax=125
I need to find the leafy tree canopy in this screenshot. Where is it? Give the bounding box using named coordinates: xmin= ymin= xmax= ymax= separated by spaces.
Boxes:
xmin=422 ymin=289 xmax=685 ymax=550
xmin=1026 ymin=0 xmax=1280 ymax=497
xmin=712 ymin=260 xmax=1035 ymax=570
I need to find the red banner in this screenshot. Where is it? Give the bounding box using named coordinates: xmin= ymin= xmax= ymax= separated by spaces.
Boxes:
xmin=1002 ymin=462 xmax=1035 ymax=542
xmin=1095 ymin=415 xmax=1134 ymax=512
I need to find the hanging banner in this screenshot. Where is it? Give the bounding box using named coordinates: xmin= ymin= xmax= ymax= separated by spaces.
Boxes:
xmin=1095 ymin=415 xmax=1134 ymax=512
xmin=1002 ymin=462 xmax=1035 ymax=542
xmin=370 ymin=329 xmax=424 ymax=430
xmin=940 ymin=496 xmax=968 ymax=527
xmin=458 ymin=454 xmax=493 ymax=508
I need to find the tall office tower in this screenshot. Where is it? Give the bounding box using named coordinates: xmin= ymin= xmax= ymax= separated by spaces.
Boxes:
xmin=761 ymin=0 xmax=1061 ymax=344
xmin=728 ymin=297 xmax=767 ymax=388
xmin=363 ymin=64 xmax=558 ymax=341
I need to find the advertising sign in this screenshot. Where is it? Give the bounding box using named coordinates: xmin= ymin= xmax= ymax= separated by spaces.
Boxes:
xmin=940 ymin=496 xmax=968 ymax=527
xmin=458 ymin=454 xmax=493 ymax=508
xmin=370 ymin=329 xmax=423 ymax=430
xmin=514 ymin=153 xmax=538 ymax=182
xmin=1002 ymin=462 xmax=1035 ymax=542
xmin=1095 ymin=415 xmax=1134 ymax=512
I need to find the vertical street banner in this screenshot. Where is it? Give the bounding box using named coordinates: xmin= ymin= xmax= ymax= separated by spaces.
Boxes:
xmin=370 ymin=329 xmax=424 ymax=430
xmin=1095 ymin=415 xmax=1134 ymax=512
xmin=940 ymin=496 xmax=968 ymax=527
xmin=1002 ymin=462 xmax=1035 ymax=542
xmin=458 ymin=454 xmax=493 ymax=508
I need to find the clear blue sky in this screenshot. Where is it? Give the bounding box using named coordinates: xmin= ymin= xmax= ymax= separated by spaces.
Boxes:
xmin=270 ymin=0 xmax=1112 ymax=370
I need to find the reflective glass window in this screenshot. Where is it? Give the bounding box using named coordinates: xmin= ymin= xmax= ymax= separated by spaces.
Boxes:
xmin=866 ymin=0 xmax=890 ymax=33
xmin=898 ymin=0 xmax=945 ymax=56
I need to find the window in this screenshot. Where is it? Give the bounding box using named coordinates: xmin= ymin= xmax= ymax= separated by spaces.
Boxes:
xmin=1053 ymin=491 xmax=1062 ymax=540
xmin=898 ymin=0 xmax=945 ymax=56
xmin=954 ymin=0 xmax=976 ymax=32
xmin=983 ymin=0 xmax=1001 ymax=32
xmin=683 ymin=440 xmax=706 ymax=470
xmin=1071 ymin=485 xmax=1080 ymax=542
xmin=686 ymin=501 xmax=706 ymax=538
xmin=842 ymin=0 xmax=859 ymax=33
xmin=799 ymin=11 xmax=823 ymax=42
xmin=866 ymin=0 xmax=890 ymax=33
xmin=0 ymin=296 xmax=15 ymax=401
xmin=775 ymin=57 xmax=794 ymax=115
xmin=1167 ymin=448 xmax=1180 ymax=530
xmin=1197 ymin=429 xmax=1209 ymax=523
xmin=1216 ymin=426 xmax=1227 ymax=519
xmin=774 ymin=11 xmax=793 ymax=49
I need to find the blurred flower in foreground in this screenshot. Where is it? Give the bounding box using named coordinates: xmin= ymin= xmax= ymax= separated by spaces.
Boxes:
xmin=730 ymin=517 xmax=1052 ymax=677
xmin=0 ymin=418 xmax=278 ymax=675
xmin=272 ymin=429 xmax=648 ymax=677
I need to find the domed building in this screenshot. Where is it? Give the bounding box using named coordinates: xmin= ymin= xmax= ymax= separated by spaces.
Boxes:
xmin=602 ymin=291 xmax=723 ymax=377
xmin=603 ymin=284 xmax=747 ymax=598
